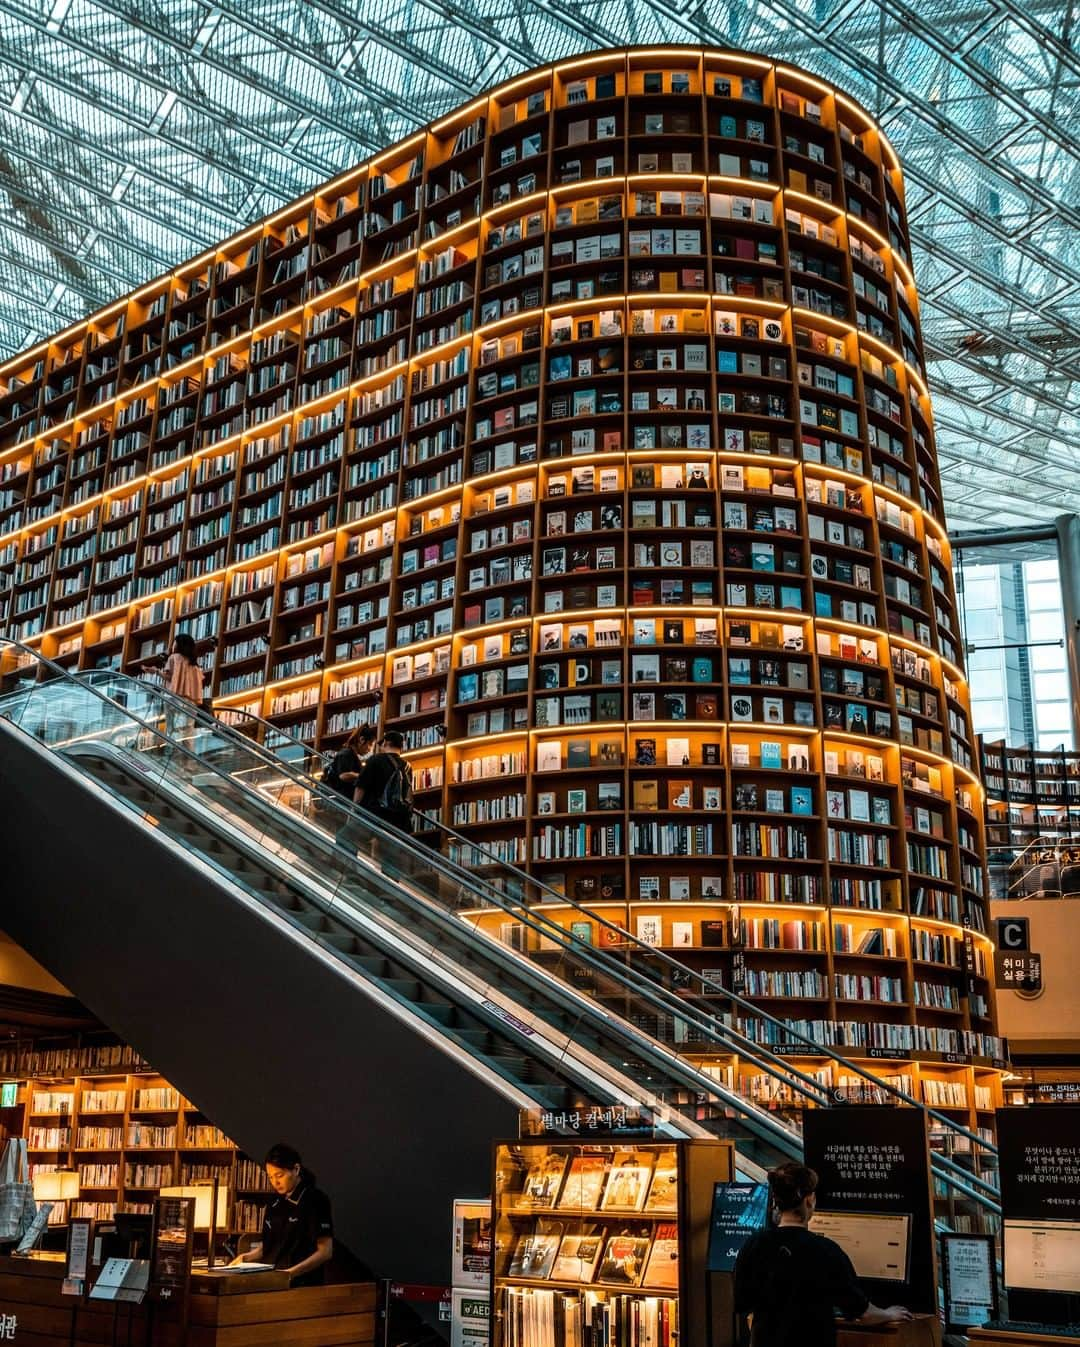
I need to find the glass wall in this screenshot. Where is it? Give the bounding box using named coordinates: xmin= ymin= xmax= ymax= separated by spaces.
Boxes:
xmin=956 ymin=553 xmax=1074 ymax=751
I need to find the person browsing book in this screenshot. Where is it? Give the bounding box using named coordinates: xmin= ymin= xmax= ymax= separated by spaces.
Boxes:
xmin=734 ymin=1162 xmax=912 ymax=1347
xmin=352 ymin=731 xmax=414 ymax=833
xmin=234 ymin=1143 xmax=333 ymax=1286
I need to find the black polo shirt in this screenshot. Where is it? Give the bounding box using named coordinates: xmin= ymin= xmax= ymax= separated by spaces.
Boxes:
xmin=261 ymin=1181 xmax=333 ymax=1286
xmin=734 ymin=1226 xmax=869 ymax=1347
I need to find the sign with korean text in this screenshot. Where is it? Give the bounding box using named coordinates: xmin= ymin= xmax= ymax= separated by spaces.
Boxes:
xmin=941 ymin=1233 xmax=997 ymax=1332
xmin=997 ymin=1105 xmax=1080 ymax=1321
xmin=150 ymin=1195 xmax=194 ymax=1300
xmin=804 ymin=1106 xmax=935 ymax=1313
xmin=63 ymin=1217 xmax=92 ymax=1295
xmin=519 ymin=1103 xmax=656 ymax=1138
xmin=997 ymin=1105 xmax=1080 ymax=1224
xmin=994 ymin=951 xmax=1042 ymax=991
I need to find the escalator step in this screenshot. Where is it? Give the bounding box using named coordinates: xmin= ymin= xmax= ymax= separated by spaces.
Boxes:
xmin=452 ymin=1029 xmax=492 ymax=1048
xmin=382 ymin=978 xmax=423 ymax=1002
xmin=322 ymin=932 xmax=360 ymax=956
xmin=350 ymin=956 xmax=390 ymax=977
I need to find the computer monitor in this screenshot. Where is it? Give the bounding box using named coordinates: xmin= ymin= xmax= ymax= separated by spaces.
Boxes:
xmin=706 ymin=1181 xmax=769 ymax=1272
xmin=1004 ymin=1219 xmax=1080 ymax=1294
xmin=809 ymin=1211 xmax=911 ymax=1282
xmin=102 ymin=1213 xmax=153 ymax=1261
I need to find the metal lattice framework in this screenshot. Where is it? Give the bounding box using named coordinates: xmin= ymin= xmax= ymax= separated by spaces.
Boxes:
xmin=0 ymin=0 xmax=1077 ymax=528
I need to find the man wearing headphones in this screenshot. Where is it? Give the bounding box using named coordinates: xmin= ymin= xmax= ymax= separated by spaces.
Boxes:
xmin=734 ymin=1162 xmax=913 ymax=1346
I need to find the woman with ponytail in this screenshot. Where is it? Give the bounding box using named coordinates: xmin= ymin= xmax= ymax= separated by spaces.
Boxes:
xmin=733 ymin=1161 xmax=912 ymax=1345
xmin=233 ymin=1142 xmax=334 ymax=1285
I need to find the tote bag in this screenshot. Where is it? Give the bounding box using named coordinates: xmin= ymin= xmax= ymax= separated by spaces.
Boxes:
xmin=0 ymin=1138 xmax=35 ymax=1242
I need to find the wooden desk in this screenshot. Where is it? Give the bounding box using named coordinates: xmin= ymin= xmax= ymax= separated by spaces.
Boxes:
xmin=0 ymin=1252 xmax=375 ymax=1347
xmin=838 ymin=1315 xmax=942 ymax=1347
xmin=969 ymin=1330 xmax=1080 ymax=1346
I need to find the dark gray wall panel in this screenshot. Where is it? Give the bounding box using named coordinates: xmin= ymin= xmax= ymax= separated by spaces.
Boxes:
xmin=0 ymin=727 xmax=516 ymax=1283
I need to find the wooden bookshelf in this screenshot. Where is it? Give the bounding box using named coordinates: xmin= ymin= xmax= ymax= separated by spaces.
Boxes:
xmin=0 ymin=1043 xmax=271 ymax=1239
xmin=491 ymin=1137 xmax=731 ymax=1347
xmin=979 ymin=737 xmax=1080 ymax=899
xmin=0 ymin=47 xmax=1000 ymax=1079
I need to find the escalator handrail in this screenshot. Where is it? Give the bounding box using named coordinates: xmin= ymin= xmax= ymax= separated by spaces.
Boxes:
xmin=199 ymin=687 xmax=1003 ymax=1170
xmin=77 ymin=662 xmax=1002 ymax=1172
xmin=2 ymin=649 xmax=811 ymax=1162
xmin=3 ymin=645 xmax=1001 ymax=1177
xmin=131 ymin=678 xmax=1002 ymax=1170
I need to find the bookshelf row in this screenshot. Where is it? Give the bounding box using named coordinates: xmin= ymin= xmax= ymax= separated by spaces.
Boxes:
xmin=0 ymin=51 xmax=996 ymax=1080
xmin=463 ymin=896 xmax=1000 ymax=1060
xmin=7 ymin=1070 xmax=271 ymax=1236
xmin=0 ymin=307 xmax=957 ymax=658
xmin=978 ymin=738 xmax=1080 ymax=898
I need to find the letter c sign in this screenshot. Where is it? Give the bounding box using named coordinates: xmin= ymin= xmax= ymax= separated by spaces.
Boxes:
xmin=995 ymin=916 xmax=1029 ymax=951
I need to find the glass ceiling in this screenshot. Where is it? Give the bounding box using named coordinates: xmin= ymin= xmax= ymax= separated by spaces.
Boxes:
xmin=0 ymin=0 xmax=1076 ymax=530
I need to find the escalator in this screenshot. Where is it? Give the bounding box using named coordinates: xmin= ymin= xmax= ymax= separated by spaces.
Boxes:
xmin=0 ymin=644 xmax=804 ymax=1281
xmin=0 ymin=643 xmax=1001 ymax=1284
xmin=200 ymin=688 xmax=1003 ymax=1225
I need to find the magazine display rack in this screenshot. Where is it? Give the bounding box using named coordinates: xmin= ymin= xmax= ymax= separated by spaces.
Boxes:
xmin=492 ymin=1137 xmax=732 ymax=1347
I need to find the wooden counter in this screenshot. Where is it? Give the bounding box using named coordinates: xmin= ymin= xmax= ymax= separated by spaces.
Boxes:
xmin=838 ymin=1315 xmax=942 ymax=1347
xmin=0 ymin=1251 xmax=376 ymax=1346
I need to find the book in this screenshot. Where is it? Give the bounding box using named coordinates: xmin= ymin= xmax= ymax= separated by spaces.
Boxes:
xmin=600 ymin=1153 xmax=655 ymax=1211
xmin=519 ymin=1153 xmax=568 ymax=1208
xmin=597 ymin=1234 xmax=651 ymax=1286
xmin=551 ymin=1233 xmax=604 ymax=1282
xmin=558 ymin=1156 xmax=608 ymax=1210
xmin=642 ymin=1150 xmax=678 ymax=1211
xmin=508 ymin=1230 xmax=562 ymax=1279
xmin=643 ymin=1222 xmax=680 ymax=1289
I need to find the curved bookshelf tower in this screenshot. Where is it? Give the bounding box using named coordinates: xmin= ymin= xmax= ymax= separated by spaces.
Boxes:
xmin=0 ymin=48 xmax=1003 ymax=1135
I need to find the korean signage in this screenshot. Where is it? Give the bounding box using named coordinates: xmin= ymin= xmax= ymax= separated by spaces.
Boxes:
xmin=63 ymin=1217 xmax=92 ymax=1296
xmin=994 ymin=951 xmax=1042 ymax=991
xmin=520 ymin=1103 xmax=656 ymax=1137
xmin=997 ymin=1105 xmax=1080 ymax=1223
xmin=804 ymin=1106 xmax=935 ymax=1313
xmin=941 ymin=1234 xmax=997 ymax=1331
xmin=1025 ymin=1081 xmax=1080 ymax=1104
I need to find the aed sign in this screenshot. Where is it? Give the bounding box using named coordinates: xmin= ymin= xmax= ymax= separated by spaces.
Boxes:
xmin=452 ymin=1290 xmax=490 ymax=1347
xmin=995 ymin=917 xmax=1029 ymax=952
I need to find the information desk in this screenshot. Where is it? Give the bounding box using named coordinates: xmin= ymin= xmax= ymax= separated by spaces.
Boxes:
xmin=837 ymin=1315 xmax=941 ymax=1347
xmin=0 ymin=1252 xmax=376 ymax=1346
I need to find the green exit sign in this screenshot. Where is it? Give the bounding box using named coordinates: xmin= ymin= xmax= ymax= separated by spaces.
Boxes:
xmin=0 ymin=1082 xmax=17 ymax=1109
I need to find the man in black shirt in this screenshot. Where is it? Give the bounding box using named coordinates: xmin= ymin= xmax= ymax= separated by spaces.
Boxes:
xmin=735 ymin=1162 xmax=912 ymax=1347
xmin=353 ymin=730 xmax=414 ymax=833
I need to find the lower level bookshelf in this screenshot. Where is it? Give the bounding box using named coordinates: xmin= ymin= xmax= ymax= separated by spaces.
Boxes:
xmin=6 ymin=1064 xmax=271 ymax=1240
